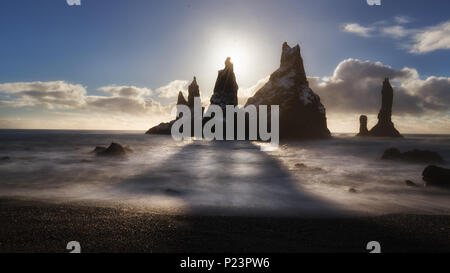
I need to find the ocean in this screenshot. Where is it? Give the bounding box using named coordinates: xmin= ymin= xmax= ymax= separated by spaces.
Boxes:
xmin=0 ymin=130 xmax=449 ymax=216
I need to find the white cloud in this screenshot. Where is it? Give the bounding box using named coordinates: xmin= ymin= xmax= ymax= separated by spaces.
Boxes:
xmin=341 ymin=17 xmax=450 ymax=54
xmin=238 ymin=75 xmax=270 ymax=104
xmin=380 ymin=25 xmax=410 ymax=38
xmin=156 ymin=80 xmax=189 ymax=98
xmin=409 ymin=21 xmax=450 ymax=53
xmin=308 ymin=59 xmax=450 ymax=115
xmin=98 ymin=85 xmax=152 ymax=98
xmin=394 ymin=16 xmax=411 ymax=24
xmin=0 ymin=81 xmax=87 ymax=109
xmin=341 ymin=23 xmax=374 ymax=37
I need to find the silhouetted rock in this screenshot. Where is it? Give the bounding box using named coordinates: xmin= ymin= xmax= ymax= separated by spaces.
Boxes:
xmin=381 ymin=147 xmax=402 ymax=160
xmin=146 ymin=77 xmax=201 ymax=135
xmin=357 ymin=115 xmax=370 ymax=137
xmin=187 ymin=76 xmax=200 ymax=108
xmin=93 ymin=146 xmax=107 ymax=154
xmin=368 ymin=78 xmax=402 ymax=137
xmin=146 ymin=121 xmax=173 ymax=135
xmin=245 ymin=42 xmax=330 ymax=139
xmin=381 ymin=147 xmax=444 ymax=163
xmin=1 ymin=156 xmax=11 ymax=161
xmin=405 ymin=180 xmax=419 ymax=187
xmin=176 ymin=91 xmax=188 ymax=106
xmin=348 ymin=188 xmax=358 ymax=193
xmin=423 ymin=165 xmax=450 ymax=188
xmin=95 ymin=143 xmax=131 ymax=156
xmin=295 ymin=163 xmax=307 ymax=169
xmin=210 ymin=57 xmax=238 ymax=109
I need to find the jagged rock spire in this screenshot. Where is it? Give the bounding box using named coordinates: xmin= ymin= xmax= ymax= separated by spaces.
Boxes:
xmin=187 ymin=76 xmax=200 ymax=108
xmin=210 ymin=57 xmax=239 ymax=109
xmin=368 ymin=78 xmax=402 ymax=137
xmin=176 ymin=91 xmax=188 ymax=105
xmin=245 ymin=42 xmax=330 ymax=140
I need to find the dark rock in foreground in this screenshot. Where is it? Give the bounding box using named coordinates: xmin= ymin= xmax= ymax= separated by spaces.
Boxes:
xmin=94 ymin=143 xmax=131 ymax=157
xmin=381 ymin=148 xmax=444 ymax=163
xmin=368 ymin=78 xmax=402 ymax=137
xmin=245 ymin=42 xmax=330 ymax=140
xmin=423 ymin=166 xmax=450 ymax=188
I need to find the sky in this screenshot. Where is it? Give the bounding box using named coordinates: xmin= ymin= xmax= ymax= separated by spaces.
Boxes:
xmin=0 ymin=0 xmax=449 ymax=133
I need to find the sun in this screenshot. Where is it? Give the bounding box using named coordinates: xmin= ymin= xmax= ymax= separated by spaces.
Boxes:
xmin=213 ymin=40 xmax=251 ymax=80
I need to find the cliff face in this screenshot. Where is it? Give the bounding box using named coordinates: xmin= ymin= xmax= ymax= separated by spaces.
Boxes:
xmin=368 ymin=78 xmax=402 ymax=137
xmin=210 ymin=57 xmax=239 ymax=109
xmin=245 ymin=42 xmax=330 ymax=139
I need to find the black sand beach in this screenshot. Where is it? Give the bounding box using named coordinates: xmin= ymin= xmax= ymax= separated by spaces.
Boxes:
xmin=0 ymin=198 xmax=448 ymax=253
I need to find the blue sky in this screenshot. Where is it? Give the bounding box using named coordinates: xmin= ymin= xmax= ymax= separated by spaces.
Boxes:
xmin=0 ymin=0 xmax=449 ymax=132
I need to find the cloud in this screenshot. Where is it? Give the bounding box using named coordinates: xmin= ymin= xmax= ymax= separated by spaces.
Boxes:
xmin=0 ymin=81 xmax=172 ymax=117
xmin=308 ymin=59 xmax=450 ymax=115
xmin=394 ymin=16 xmax=411 ymax=24
xmin=156 ymin=80 xmax=189 ymax=98
xmin=341 ymin=17 xmax=450 ymax=54
xmin=409 ymin=21 xmax=450 ymax=53
xmin=98 ymin=85 xmax=152 ymax=98
xmin=238 ymin=75 xmax=270 ymax=104
xmin=0 ymin=81 xmax=86 ymax=109
xmin=380 ymin=25 xmax=410 ymax=38
xmin=341 ymin=23 xmax=374 ymax=37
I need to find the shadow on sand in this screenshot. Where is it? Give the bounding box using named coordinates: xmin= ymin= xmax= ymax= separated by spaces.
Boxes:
xmin=118 ymin=140 xmax=344 ymax=216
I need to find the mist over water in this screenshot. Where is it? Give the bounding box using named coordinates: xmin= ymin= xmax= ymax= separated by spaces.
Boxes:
xmin=0 ymin=130 xmax=449 ymax=216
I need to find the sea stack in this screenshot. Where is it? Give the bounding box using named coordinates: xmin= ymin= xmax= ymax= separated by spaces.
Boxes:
xmin=146 ymin=77 xmax=201 ymax=135
xmin=245 ymin=42 xmax=330 ymax=139
xmin=210 ymin=57 xmax=239 ymax=110
xmin=368 ymin=78 xmax=402 ymax=137
xmin=357 ymin=115 xmax=370 ymax=136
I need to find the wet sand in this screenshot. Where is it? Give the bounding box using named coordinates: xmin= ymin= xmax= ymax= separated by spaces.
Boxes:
xmin=0 ymin=198 xmax=449 ymax=253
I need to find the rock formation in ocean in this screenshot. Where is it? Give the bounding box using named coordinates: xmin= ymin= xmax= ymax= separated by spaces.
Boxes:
xmin=146 ymin=77 xmax=201 ymax=135
xmin=94 ymin=142 xmax=132 ymax=156
xmin=357 ymin=115 xmax=369 ymax=137
xmin=210 ymin=57 xmax=238 ymax=109
xmin=187 ymin=77 xmax=200 ymax=108
xmin=368 ymin=78 xmax=402 ymax=137
xmin=381 ymin=147 xmax=444 ymax=163
xmin=245 ymin=42 xmax=330 ymax=139
xmin=423 ymin=165 xmax=450 ymax=188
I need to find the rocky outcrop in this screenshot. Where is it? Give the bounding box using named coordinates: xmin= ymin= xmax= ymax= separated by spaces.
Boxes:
xmin=245 ymin=42 xmax=330 ymax=139
xmin=357 ymin=115 xmax=369 ymax=137
xmin=94 ymin=143 xmax=132 ymax=156
xmin=423 ymin=165 xmax=450 ymax=188
xmin=368 ymin=78 xmax=402 ymax=137
xmin=146 ymin=77 xmax=201 ymax=135
xmin=187 ymin=77 xmax=200 ymax=108
xmin=381 ymin=147 xmax=444 ymax=163
xmin=210 ymin=57 xmax=238 ymax=109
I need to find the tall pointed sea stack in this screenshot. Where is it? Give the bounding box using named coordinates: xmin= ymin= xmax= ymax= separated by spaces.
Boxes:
xmin=245 ymin=42 xmax=330 ymax=139
xmin=187 ymin=77 xmax=200 ymax=108
xmin=146 ymin=77 xmax=201 ymax=135
xmin=210 ymin=57 xmax=239 ymax=109
xmin=368 ymin=78 xmax=402 ymax=137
